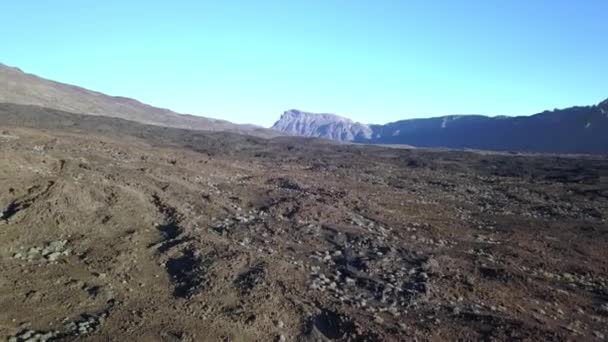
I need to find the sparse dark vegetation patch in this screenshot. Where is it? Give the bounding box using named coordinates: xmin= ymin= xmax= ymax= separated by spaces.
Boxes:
xmin=166 ymin=249 xmax=208 ymax=299
xmin=1 ymin=200 xmax=27 ymax=222
xmin=149 ymin=193 xmax=189 ymax=252
xmin=304 ymin=309 xmax=381 ymax=341
xmin=234 ymin=263 xmax=266 ymax=295
xmin=267 ymin=177 xmax=302 ymax=191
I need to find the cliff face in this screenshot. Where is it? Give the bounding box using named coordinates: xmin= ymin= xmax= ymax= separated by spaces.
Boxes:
xmin=271 ymin=109 xmax=372 ymax=142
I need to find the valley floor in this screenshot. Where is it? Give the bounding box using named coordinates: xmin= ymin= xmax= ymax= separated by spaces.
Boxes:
xmin=1 ymin=114 xmax=608 ymax=341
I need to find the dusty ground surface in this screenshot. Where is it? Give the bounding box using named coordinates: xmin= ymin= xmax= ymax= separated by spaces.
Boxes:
xmin=1 ymin=106 xmax=608 ymax=341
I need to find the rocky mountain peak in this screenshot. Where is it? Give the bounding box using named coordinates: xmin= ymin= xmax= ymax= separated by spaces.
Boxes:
xmin=272 ymin=109 xmax=372 ymax=142
xmin=279 ymin=109 xmax=354 ymax=124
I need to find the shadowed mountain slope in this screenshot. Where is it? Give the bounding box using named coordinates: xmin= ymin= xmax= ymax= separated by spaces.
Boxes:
xmin=272 ymin=100 xmax=608 ymax=154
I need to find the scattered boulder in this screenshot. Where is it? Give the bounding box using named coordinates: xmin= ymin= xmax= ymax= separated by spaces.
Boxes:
xmin=13 ymin=240 xmax=70 ymax=263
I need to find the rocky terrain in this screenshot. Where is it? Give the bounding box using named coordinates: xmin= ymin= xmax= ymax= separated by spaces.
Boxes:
xmin=1 ymin=104 xmax=608 ymax=341
xmin=272 ymin=99 xmax=608 ymax=154
xmin=0 ymin=63 xmax=277 ymax=138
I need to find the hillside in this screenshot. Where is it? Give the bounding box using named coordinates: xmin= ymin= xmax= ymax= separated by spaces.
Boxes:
xmin=0 ymin=63 xmax=277 ymax=138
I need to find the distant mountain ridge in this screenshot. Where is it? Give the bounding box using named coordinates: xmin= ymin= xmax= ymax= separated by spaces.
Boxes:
xmin=272 ymin=99 xmax=608 ymax=154
xmin=0 ymin=63 xmax=277 ymax=137
xmin=600 ymin=98 xmax=608 ymax=111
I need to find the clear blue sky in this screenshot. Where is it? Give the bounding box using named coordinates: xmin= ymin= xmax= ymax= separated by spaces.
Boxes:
xmin=3 ymin=1 xmax=607 ymax=126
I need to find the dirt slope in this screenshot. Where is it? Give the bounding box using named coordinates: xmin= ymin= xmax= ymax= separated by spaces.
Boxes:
xmin=0 ymin=64 xmax=277 ymax=138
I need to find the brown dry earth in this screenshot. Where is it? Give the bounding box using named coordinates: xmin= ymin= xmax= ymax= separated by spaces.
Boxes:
xmin=0 ymin=106 xmax=607 ymax=341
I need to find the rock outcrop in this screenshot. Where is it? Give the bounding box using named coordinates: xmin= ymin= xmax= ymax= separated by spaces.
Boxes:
xmin=271 ymin=109 xmax=372 ymax=142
